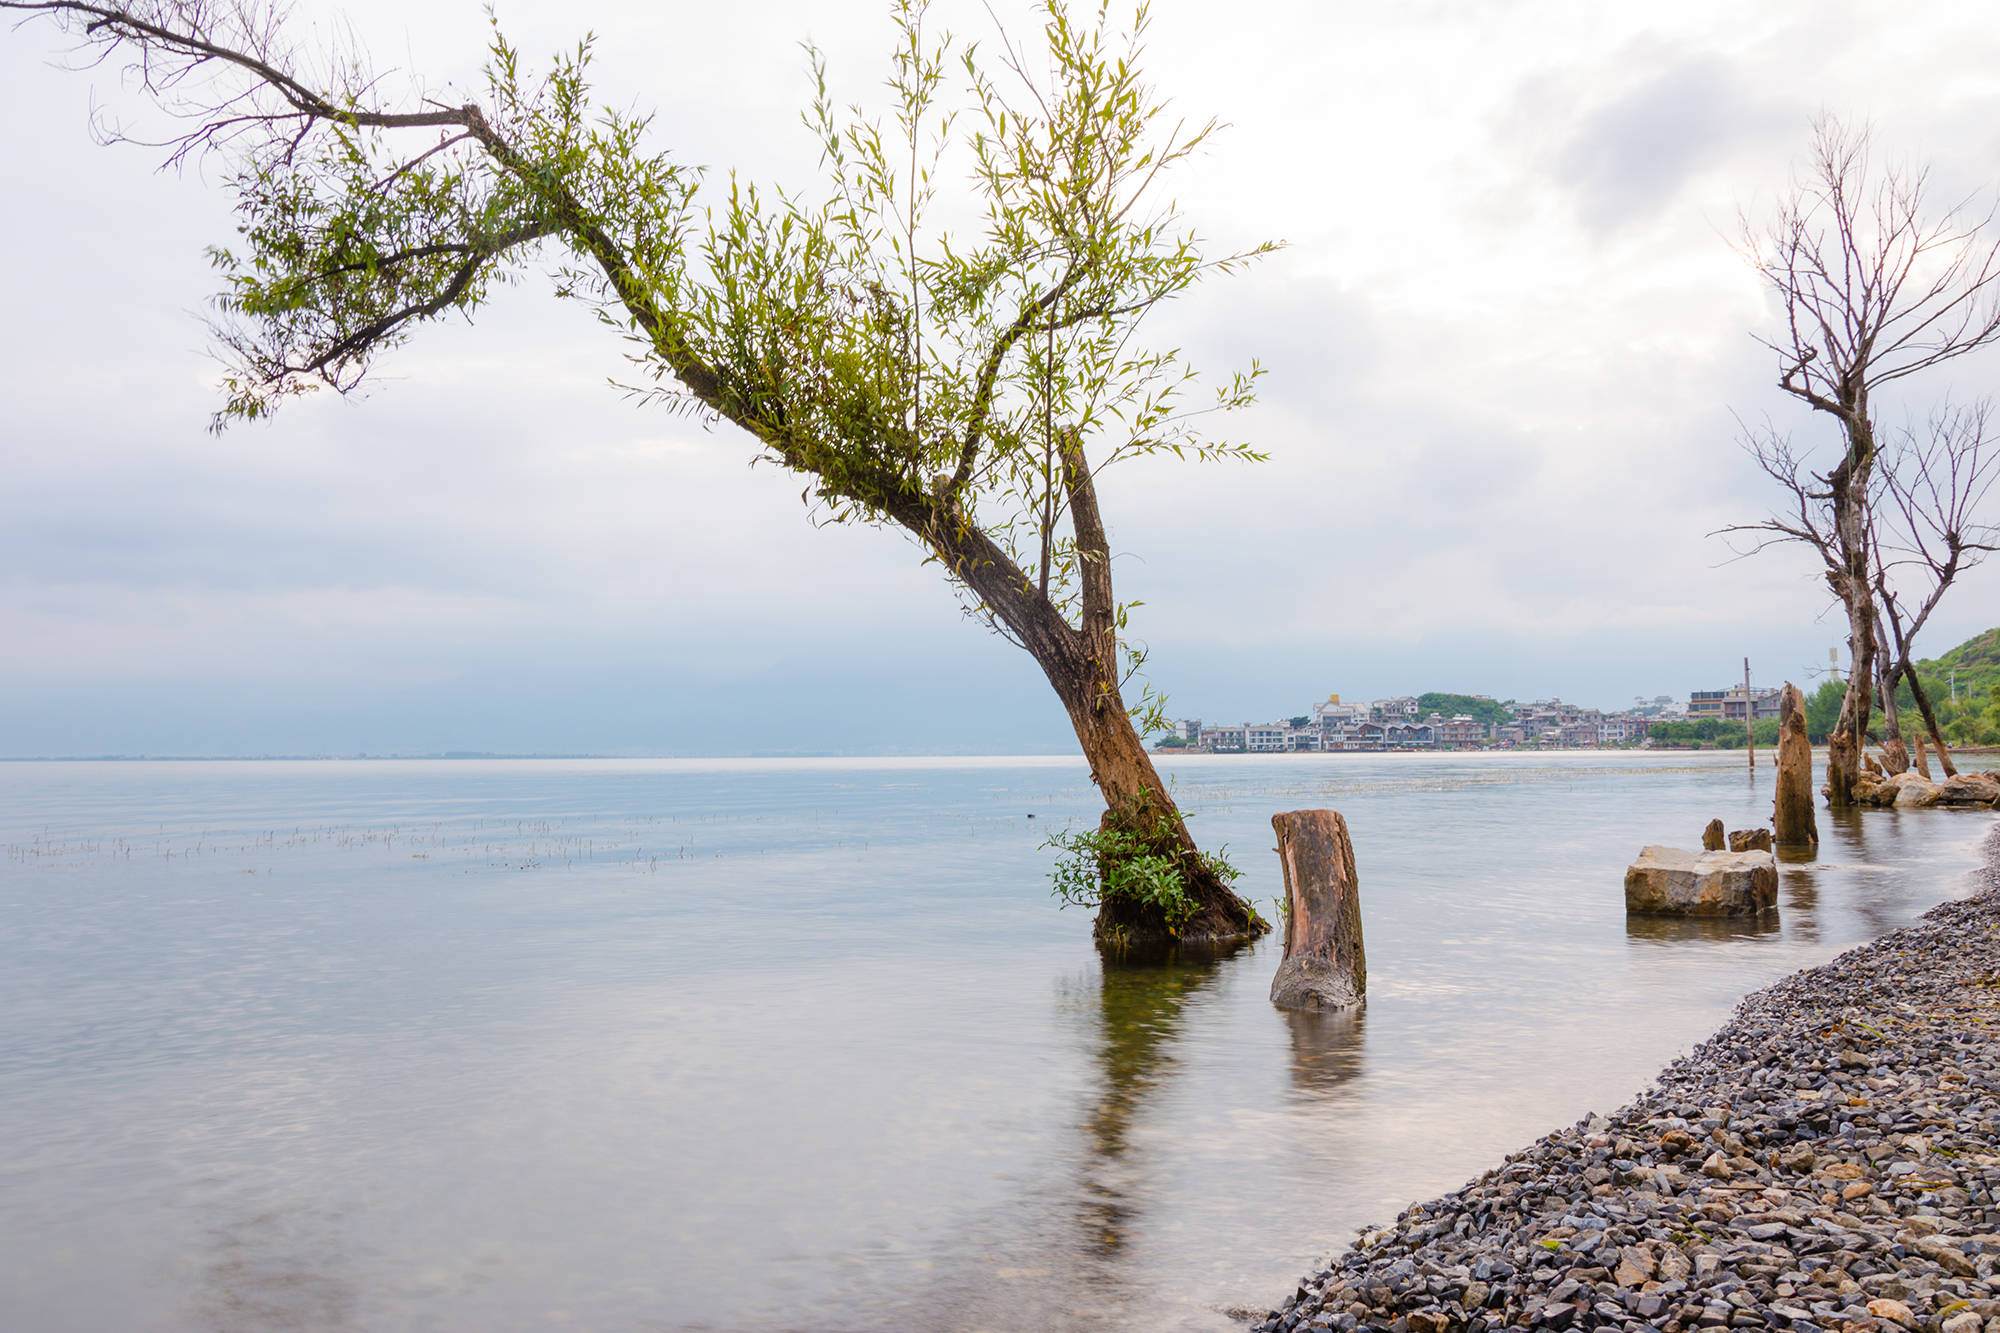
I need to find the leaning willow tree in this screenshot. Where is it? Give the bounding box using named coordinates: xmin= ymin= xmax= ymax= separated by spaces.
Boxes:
xmin=1731 ymin=119 xmax=2000 ymax=807
xmin=4 ymin=0 xmax=1274 ymax=946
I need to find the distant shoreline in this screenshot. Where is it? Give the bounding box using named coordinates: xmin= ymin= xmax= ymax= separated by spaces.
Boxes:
xmin=21 ymin=748 xmax=2000 ymax=763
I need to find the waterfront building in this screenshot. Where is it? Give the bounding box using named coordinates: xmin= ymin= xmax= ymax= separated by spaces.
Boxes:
xmin=1560 ymin=720 xmax=1600 ymax=747
xmin=1687 ymin=686 xmax=1782 ymax=722
xmin=1435 ymin=715 xmax=1488 ymax=747
xmin=1246 ymin=723 xmax=1290 ymax=753
xmin=1201 ymin=724 xmax=1247 ymax=752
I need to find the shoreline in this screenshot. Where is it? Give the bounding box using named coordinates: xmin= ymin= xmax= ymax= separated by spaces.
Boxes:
xmin=1260 ymin=818 xmax=2000 ymax=1333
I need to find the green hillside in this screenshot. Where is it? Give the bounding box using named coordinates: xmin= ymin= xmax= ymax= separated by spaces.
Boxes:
xmin=1416 ymin=692 xmax=1514 ymax=728
xmin=1908 ymin=626 xmax=2000 ymax=747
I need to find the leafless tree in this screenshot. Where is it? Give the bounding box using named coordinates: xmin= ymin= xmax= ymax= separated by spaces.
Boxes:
xmin=1728 ymin=118 xmax=2000 ymax=806
xmin=1873 ymin=399 xmax=2000 ymax=777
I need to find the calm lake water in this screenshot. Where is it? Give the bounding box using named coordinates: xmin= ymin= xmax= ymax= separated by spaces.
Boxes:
xmin=1 ymin=752 xmax=1992 ymax=1331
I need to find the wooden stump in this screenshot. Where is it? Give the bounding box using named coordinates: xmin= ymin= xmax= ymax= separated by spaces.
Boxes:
xmin=1270 ymin=810 xmax=1366 ymax=1012
xmin=1702 ymin=818 xmax=1726 ymax=851
xmin=1774 ymin=681 xmax=1819 ymax=848
xmin=1828 ymin=728 xmax=1859 ymax=808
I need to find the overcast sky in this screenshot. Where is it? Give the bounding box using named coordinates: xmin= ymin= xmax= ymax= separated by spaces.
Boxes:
xmin=4 ymin=0 xmax=2000 ymax=756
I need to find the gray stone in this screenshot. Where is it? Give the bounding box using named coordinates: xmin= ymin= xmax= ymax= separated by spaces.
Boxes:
xmin=1625 ymin=846 xmax=1779 ymax=917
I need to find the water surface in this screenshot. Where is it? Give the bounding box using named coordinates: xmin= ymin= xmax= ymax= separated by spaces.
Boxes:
xmin=0 ymin=752 xmax=1990 ymax=1331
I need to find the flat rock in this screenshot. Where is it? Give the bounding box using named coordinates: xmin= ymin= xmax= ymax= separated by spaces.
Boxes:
xmin=1625 ymin=845 xmax=1779 ymax=917
xmin=1939 ymin=774 xmax=2000 ymax=807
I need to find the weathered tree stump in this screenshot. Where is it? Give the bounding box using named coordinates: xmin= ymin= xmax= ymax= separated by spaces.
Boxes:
xmin=1828 ymin=727 xmax=1860 ymax=808
xmin=1774 ymin=681 xmax=1819 ymax=848
xmin=1702 ymin=818 xmax=1726 ymax=851
xmin=1913 ymin=732 xmax=1933 ymax=779
xmin=1270 ymin=810 xmax=1366 ymax=1012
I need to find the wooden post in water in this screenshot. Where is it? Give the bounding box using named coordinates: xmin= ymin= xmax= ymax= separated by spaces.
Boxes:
xmin=1774 ymin=681 xmax=1819 ymax=849
xmin=1744 ymin=657 xmax=1756 ymax=771
xmin=1270 ymin=810 xmax=1366 ymax=1012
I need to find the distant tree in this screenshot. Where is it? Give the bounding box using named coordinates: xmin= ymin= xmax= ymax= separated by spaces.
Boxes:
xmin=1415 ymin=692 xmax=1511 ymax=728
xmin=1727 ymin=119 xmax=2000 ymax=806
xmin=1288 ymin=715 xmax=1309 ymax=728
xmin=1804 ymin=678 xmax=1847 ymax=743
xmin=1649 ymin=719 xmax=1750 ymax=748
xmin=1 ymin=0 xmax=1277 ymax=948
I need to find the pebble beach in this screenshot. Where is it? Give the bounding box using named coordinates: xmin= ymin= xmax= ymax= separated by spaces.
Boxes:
xmin=1262 ymin=819 xmax=2000 ymax=1333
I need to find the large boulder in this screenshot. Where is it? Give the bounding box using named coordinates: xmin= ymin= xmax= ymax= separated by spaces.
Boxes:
xmin=1625 ymin=846 xmax=1778 ymax=917
xmin=1885 ymin=772 xmax=1943 ymax=808
xmin=1937 ymin=774 xmax=2000 ymax=807
xmin=1728 ymin=828 xmax=1773 ymax=852
xmin=1852 ymin=770 xmax=1937 ymax=807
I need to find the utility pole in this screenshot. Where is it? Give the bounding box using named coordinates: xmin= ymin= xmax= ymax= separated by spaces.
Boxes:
xmin=1744 ymin=656 xmax=1756 ymax=771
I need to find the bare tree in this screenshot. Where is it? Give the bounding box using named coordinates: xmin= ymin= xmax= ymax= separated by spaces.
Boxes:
xmin=1 ymin=0 xmax=1277 ymax=947
xmin=1874 ymin=399 xmax=2000 ymax=777
xmin=1730 ymin=118 xmax=2000 ymax=806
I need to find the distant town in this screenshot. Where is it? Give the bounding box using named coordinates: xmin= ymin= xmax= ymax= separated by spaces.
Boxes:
xmin=1156 ymin=685 xmax=1784 ymax=753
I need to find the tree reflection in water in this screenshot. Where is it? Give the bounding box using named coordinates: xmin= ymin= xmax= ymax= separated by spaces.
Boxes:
xmin=1079 ymin=943 xmax=1249 ymax=1255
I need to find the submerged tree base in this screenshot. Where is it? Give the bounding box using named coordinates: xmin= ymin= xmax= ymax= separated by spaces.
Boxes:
xmin=1091 ymin=853 xmax=1270 ymax=952
xmin=1049 ymin=793 xmax=1271 ymax=953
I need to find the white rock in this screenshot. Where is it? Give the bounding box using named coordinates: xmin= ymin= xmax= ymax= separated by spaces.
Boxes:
xmin=1893 ymin=780 xmax=1943 ymax=808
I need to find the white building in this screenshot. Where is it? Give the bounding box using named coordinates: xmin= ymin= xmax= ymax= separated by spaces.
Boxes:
xmin=1246 ymin=722 xmax=1291 ymax=753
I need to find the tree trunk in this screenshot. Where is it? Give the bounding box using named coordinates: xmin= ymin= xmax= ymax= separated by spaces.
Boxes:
xmin=1912 ymin=730 xmax=1932 ymax=779
xmin=1903 ymin=664 xmax=1960 ymax=778
xmin=1877 ymin=693 xmax=1910 ymax=774
xmin=1825 ymin=413 xmax=1880 ymax=809
xmin=1045 ymin=654 xmax=1266 ymax=948
xmin=913 ymin=446 xmax=1266 ymax=953
xmin=1874 ymin=622 xmax=1909 ymax=774
xmin=1774 ymin=681 xmax=1818 ymax=848
xmin=1047 ymin=442 xmax=1265 ymax=950
xmin=1826 ymin=578 xmax=1877 ymax=805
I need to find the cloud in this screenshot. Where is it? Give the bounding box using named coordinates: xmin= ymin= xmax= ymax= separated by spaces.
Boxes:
xmin=5 ymin=0 xmax=2000 ymax=754
xmin=1518 ymin=45 xmax=1793 ymax=236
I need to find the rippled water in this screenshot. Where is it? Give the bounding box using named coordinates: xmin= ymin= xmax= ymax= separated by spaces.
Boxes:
xmin=0 ymin=752 xmax=1991 ymax=1331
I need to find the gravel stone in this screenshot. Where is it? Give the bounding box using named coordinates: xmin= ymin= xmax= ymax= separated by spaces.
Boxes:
xmin=1256 ymin=824 xmax=2000 ymax=1333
